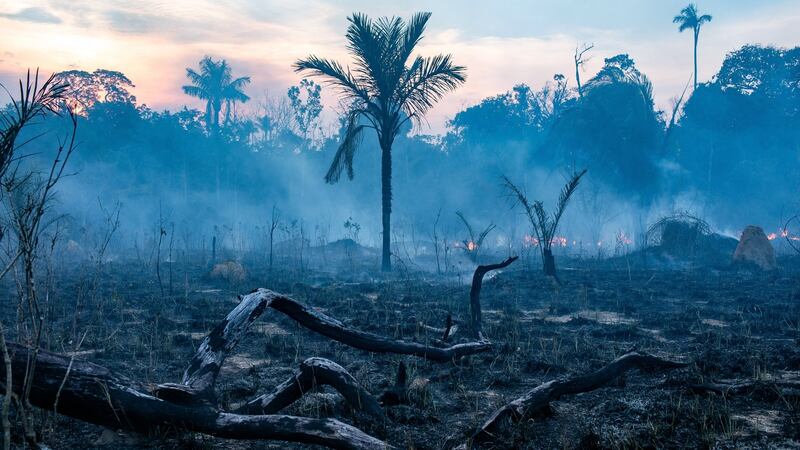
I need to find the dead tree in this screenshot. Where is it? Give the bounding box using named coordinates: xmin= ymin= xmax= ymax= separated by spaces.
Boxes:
xmin=0 ymin=69 xmax=70 ymax=450
xmin=469 ymin=256 xmax=518 ymax=338
xmin=573 ymin=43 xmax=594 ymax=98
xmin=268 ymin=204 xmax=280 ymax=271
xmin=463 ymin=351 xmax=688 ymax=448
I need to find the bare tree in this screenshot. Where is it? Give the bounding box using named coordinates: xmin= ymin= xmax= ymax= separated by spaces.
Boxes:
xmin=268 ymin=204 xmax=280 ymax=272
xmin=1 ymin=107 xmax=76 ymax=446
xmin=574 ymin=43 xmax=594 ymax=98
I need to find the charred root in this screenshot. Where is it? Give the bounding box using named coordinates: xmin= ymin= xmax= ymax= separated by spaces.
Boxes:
xmin=466 ymin=351 xmax=688 ymax=447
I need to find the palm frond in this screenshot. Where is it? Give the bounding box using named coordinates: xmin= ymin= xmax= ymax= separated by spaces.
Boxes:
xmin=550 ymin=169 xmax=587 ymax=238
xmin=182 ymin=85 xmax=209 ymax=99
xmin=502 ymin=175 xmax=542 ymax=242
xmin=455 ymin=210 xmax=476 ymax=241
xmin=325 ymin=111 xmax=366 ymax=183
xmin=476 ymin=223 xmax=496 ymax=247
xmin=223 ymin=76 xmax=251 ymax=103
xmin=294 ymin=56 xmax=370 ymax=102
xmin=376 ymin=15 xmax=408 ymax=97
xmin=345 ymin=13 xmax=386 ymax=95
xmin=0 ymin=69 xmax=68 ymax=177
xmin=399 ymin=54 xmax=466 ymax=124
xmin=227 ymin=76 xmax=251 ymax=89
xmin=532 ymin=201 xmax=550 ymax=242
xmin=401 ymin=12 xmax=431 ymax=63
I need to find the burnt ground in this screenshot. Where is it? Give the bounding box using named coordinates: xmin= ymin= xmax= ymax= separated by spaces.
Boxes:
xmin=2 ymin=254 xmax=800 ymax=449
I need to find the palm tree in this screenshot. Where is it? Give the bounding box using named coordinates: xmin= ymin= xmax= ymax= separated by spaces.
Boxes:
xmin=182 ymin=56 xmax=251 ymax=132
xmin=295 ymin=12 xmax=466 ymax=271
xmin=673 ymin=4 xmax=712 ymax=90
xmin=504 ymin=169 xmax=587 ymax=281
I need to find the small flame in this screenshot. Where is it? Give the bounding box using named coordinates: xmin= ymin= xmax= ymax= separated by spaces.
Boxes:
xmin=617 ymin=231 xmax=633 ymax=245
xmin=523 ymin=235 xmax=539 ymax=247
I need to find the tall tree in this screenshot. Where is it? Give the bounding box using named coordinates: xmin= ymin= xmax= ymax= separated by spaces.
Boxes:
xmin=294 ymin=12 xmax=466 ymax=271
xmin=182 ymin=56 xmax=251 ymax=132
xmin=673 ymin=4 xmax=712 ymax=90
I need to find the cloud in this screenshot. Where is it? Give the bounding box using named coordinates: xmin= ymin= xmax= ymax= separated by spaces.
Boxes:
xmin=1 ymin=0 xmax=798 ymax=134
xmin=0 ymin=7 xmax=61 ymax=24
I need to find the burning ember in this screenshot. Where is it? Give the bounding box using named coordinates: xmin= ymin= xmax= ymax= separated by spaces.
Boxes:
xmin=455 ymin=240 xmax=479 ymax=251
xmin=767 ymin=228 xmax=800 ymax=241
xmin=617 ymin=231 xmax=633 ymax=246
xmin=523 ymin=235 xmax=539 ymax=247
xmin=522 ymin=235 xmax=568 ymax=247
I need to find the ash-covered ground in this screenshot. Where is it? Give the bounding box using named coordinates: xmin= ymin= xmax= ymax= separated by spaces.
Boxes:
xmin=5 ymin=241 xmax=798 ymax=450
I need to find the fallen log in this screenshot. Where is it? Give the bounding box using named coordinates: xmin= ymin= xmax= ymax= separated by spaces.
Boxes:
xmin=0 ymin=343 xmax=391 ymax=450
xmin=183 ymin=289 xmax=492 ymax=396
xmin=268 ymin=291 xmax=493 ymax=362
xmin=236 ymin=357 xmax=385 ymax=420
xmin=465 ymin=351 xmax=688 ymax=447
xmin=469 ymin=256 xmax=517 ymax=338
xmin=689 ymin=379 xmax=800 ymax=397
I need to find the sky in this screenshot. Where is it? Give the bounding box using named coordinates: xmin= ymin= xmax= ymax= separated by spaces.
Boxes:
xmin=1 ymin=0 xmax=798 ymax=134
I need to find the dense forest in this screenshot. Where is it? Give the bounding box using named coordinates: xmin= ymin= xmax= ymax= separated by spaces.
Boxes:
xmin=13 ymin=43 xmax=800 ymax=257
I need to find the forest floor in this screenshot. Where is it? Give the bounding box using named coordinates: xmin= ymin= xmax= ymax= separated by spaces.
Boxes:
xmin=3 ymin=255 xmax=800 ymax=449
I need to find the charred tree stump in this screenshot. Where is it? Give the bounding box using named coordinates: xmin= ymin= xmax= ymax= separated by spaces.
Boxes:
xmin=236 ymin=357 xmax=385 ymax=420
xmin=379 ymin=362 xmax=408 ymax=406
xmin=469 ymin=256 xmax=518 ymax=338
xmin=465 ymin=351 xmax=688 ymax=448
xmin=441 ymin=314 xmax=453 ymax=342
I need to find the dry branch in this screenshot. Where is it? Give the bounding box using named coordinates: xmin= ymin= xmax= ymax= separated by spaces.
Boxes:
xmin=269 ymin=291 xmax=492 ymax=361
xmin=236 ymin=357 xmax=385 ymax=420
xmin=466 ymin=351 xmax=688 ymax=447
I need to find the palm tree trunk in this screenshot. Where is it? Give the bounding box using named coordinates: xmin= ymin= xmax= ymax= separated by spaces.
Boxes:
xmin=543 ymin=248 xmax=556 ymax=277
xmin=205 ymin=101 xmax=213 ymax=133
xmin=693 ymin=29 xmax=699 ymax=90
xmin=380 ymin=140 xmax=392 ymax=272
